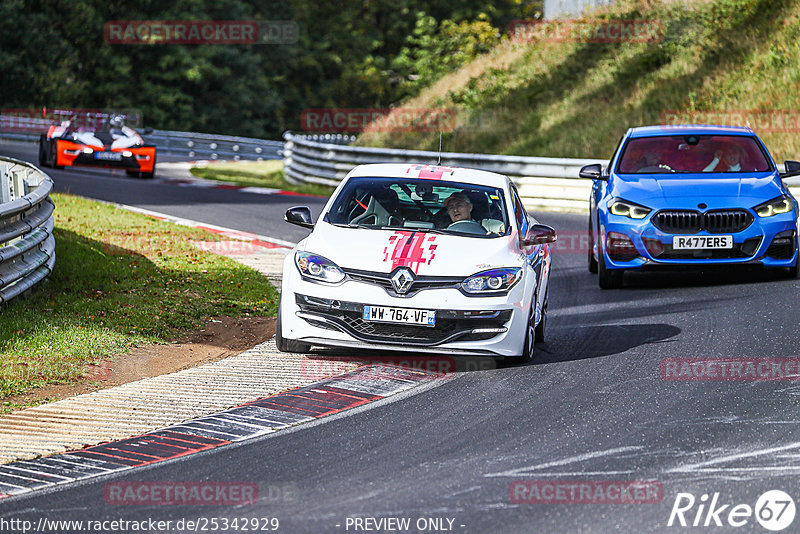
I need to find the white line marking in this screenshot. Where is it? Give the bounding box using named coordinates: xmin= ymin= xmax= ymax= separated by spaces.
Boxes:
xmin=483 ymin=446 xmax=644 ymax=477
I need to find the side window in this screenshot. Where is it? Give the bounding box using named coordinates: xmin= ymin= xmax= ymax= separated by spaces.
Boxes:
xmin=607 ymin=135 xmax=624 ymax=175
xmin=511 ymin=187 xmax=528 ymax=236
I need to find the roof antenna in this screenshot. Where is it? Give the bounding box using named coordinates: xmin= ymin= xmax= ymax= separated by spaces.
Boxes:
xmin=436 ymin=130 xmax=442 ymax=165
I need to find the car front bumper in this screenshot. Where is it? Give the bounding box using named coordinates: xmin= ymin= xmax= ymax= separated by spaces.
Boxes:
xmin=601 ymin=212 xmax=798 ymax=270
xmin=280 ymin=257 xmax=533 ymax=358
xmin=55 ymin=140 xmax=156 ymax=172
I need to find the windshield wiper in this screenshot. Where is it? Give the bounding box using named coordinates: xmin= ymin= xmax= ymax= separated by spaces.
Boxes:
xmin=378 ymin=225 xmax=448 ymax=234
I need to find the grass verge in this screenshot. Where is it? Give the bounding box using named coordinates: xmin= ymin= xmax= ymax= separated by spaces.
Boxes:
xmin=0 ymin=193 xmax=279 ymax=408
xmin=358 ymin=0 xmax=800 ymax=162
xmin=190 ymin=160 xmax=335 ymax=197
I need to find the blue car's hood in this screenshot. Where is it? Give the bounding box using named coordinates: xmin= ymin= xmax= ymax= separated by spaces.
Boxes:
xmin=611 ymin=172 xmax=783 ymax=207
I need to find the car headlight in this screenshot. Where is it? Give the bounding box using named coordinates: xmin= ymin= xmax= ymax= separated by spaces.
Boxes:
xmin=609 ymin=199 xmax=651 ymax=219
xmin=461 ymin=268 xmax=522 ymax=295
xmin=295 ymin=252 xmax=345 ymax=284
xmin=754 ymin=196 xmax=793 ymax=217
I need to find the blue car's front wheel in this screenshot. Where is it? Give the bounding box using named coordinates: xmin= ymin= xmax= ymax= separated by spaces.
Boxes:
xmin=588 ymin=218 xmax=598 ymax=274
xmin=598 ymin=243 xmax=624 ymax=289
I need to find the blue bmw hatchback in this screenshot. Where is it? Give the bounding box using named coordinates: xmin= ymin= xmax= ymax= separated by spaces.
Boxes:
xmin=583 ymin=125 xmax=800 ymax=288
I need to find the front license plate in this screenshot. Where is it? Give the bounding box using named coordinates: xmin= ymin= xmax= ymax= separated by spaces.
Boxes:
xmin=672 ymin=235 xmax=733 ymax=249
xmin=363 ymin=305 xmax=435 ymax=327
xmin=95 ymin=152 xmax=122 ymax=161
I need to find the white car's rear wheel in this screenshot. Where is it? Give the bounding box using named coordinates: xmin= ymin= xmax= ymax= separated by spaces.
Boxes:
xmin=534 ymin=289 xmax=547 ymax=344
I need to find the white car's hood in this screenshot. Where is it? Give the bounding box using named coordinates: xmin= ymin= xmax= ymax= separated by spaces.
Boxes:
xmin=300 ymin=223 xmax=522 ymax=276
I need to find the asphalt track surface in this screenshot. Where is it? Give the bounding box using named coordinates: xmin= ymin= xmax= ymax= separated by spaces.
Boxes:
xmin=3 ymin=140 xmax=800 ymax=532
xmin=0 ymin=141 xmax=322 ymax=244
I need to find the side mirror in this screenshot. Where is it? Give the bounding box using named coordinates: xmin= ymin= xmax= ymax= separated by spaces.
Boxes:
xmin=524 ymin=224 xmax=557 ymax=246
xmin=285 ymin=206 xmax=314 ymax=229
xmin=579 ymin=163 xmax=605 ymax=180
xmin=781 ymin=160 xmax=800 ymax=179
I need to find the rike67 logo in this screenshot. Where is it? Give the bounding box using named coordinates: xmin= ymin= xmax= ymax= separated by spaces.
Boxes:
xmin=668 ymin=490 xmax=796 ymax=531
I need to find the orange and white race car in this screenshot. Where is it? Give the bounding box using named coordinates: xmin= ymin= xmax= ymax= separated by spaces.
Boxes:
xmin=38 ymin=114 xmax=156 ymax=178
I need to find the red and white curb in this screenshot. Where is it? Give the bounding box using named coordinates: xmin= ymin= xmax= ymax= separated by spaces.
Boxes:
xmin=0 ymin=364 xmax=443 ymax=501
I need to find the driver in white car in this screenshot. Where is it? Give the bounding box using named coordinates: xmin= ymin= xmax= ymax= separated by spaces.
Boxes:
xmin=444 ymin=192 xmax=473 ymax=223
xmin=443 ymin=192 xmax=492 ymax=235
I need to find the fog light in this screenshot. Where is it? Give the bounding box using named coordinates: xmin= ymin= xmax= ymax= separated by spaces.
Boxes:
xmin=122 ymin=150 xmax=133 ymax=157
xmin=607 ymin=232 xmax=635 ymax=252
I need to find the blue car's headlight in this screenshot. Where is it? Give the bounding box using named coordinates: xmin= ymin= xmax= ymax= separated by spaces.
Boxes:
xmin=461 ymin=268 xmax=522 ymax=295
xmin=754 ymin=196 xmax=793 ymax=217
xmin=608 ymin=199 xmax=651 ymax=219
xmin=295 ymin=252 xmax=345 ymax=283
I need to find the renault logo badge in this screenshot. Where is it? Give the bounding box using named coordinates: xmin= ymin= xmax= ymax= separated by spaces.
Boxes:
xmin=391 ymin=268 xmax=415 ymax=294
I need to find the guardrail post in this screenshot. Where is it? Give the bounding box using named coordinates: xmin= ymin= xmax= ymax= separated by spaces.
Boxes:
xmin=0 ymin=164 xmax=10 ymax=204
xmin=10 ymin=169 xmax=27 ymax=200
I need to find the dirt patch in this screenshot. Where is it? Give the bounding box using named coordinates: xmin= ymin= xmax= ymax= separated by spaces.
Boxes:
xmin=4 ymin=316 xmax=275 ymax=410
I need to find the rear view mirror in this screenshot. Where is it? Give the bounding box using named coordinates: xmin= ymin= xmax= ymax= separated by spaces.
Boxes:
xmin=579 ymin=163 xmax=605 ymax=180
xmin=285 ymin=206 xmax=314 ymax=229
xmin=524 ymin=224 xmax=557 ymax=246
xmin=781 ymin=160 xmax=800 ymax=179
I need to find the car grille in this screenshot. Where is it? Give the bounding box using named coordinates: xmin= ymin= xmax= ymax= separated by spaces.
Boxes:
xmin=652 ymin=209 xmax=753 ymax=234
xmin=295 ymin=295 xmax=511 ymax=345
xmin=643 ymin=237 xmax=761 ymax=260
xmin=342 ymin=268 xmax=462 ymax=297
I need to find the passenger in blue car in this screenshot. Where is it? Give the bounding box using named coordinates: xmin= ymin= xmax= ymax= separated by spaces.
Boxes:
xmin=703 ymin=145 xmax=744 ymax=172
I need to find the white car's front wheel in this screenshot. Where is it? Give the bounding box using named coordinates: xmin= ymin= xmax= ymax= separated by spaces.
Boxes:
xmin=276 ymin=297 xmax=311 ymax=353
xmin=508 ymin=304 xmax=535 ymax=364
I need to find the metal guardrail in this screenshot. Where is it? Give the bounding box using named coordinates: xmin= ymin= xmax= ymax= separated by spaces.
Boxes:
xmin=0 ymin=157 xmax=55 ymax=304
xmin=283 ymin=132 xmax=605 ymax=212
xmin=141 ymin=129 xmax=283 ymax=161
xmin=0 ymin=115 xmax=283 ymax=162
xmin=282 ymin=133 xmax=800 ymax=212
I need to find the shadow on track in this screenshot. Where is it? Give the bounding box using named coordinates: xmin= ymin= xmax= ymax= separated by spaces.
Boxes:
xmin=534 ymin=323 xmax=681 ymax=365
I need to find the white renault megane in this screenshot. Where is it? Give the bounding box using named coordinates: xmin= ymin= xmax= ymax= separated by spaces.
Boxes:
xmin=277 ymin=163 xmax=556 ymax=363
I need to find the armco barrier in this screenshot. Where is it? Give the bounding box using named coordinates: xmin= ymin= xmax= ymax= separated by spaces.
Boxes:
xmin=283 ymin=132 xmax=800 ymax=213
xmin=142 ymin=129 xmax=283 ymax=161
xmin=282 ymin=132 xmax=605 ymax=212
xmin=0 ymin=157 xmax=55 ymax=304
xmin=0 ymin=115 xmax=282 ymax=162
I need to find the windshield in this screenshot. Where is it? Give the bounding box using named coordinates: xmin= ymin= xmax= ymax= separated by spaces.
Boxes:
xmin=616 ymin=135 xmax=772 ymax=174
xmin=325 ymin=177 xmax=510 ymax=237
